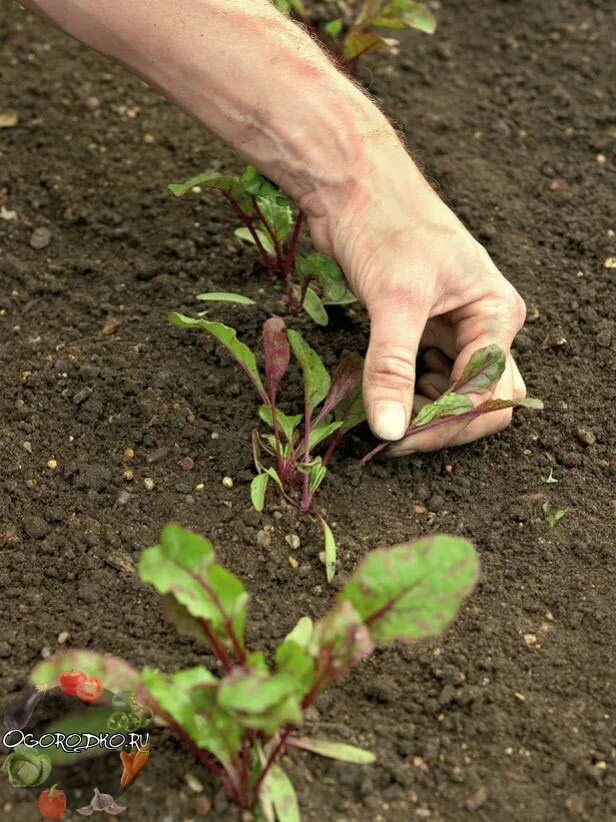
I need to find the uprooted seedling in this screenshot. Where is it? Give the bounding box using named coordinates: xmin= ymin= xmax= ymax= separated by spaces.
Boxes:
xmin=30 ymin=524 xmax=479 ymax=818
xmin=171 ymin=311 xmax=365 ymax=581
xmin=275 ymin=0 xmax=437 ymax=74
xmin=362 ymin=344 xmax=544 ymax=462
xmin=169 ymin=165 xmax=355 ymax=325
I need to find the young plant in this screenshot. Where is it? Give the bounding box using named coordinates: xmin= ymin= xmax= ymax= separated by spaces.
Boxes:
xmin=30 ymin=524 xmax=479 ymax=819
xmin=170 ymin=311 xmax=366 ymax=581
xmin=275 ymin=0 xmax=437 ymax=74
xmin=168 ymin=165 xmax=355 ymax=325
xmin=362 ymin=344 xmax=544 ymax=462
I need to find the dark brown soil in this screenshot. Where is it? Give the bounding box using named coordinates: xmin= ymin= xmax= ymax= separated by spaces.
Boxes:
xmin=1 ymin=0 xmax=615 ymax=820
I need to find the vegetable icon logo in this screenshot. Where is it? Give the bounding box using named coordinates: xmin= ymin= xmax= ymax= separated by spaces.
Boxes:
xmin=2 ymin=654 xmax=155 ymax=819
xmin=1 ymin=746 xmax=52 ymax=787
xmin=77 ymin=787 xmax=127 ymax=815
xmin=38 ymin=784 xmax=66 ymax=819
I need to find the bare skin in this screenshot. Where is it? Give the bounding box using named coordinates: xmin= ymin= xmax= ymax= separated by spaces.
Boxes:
xmin=18 ymin=0 xmax=527 ymax=454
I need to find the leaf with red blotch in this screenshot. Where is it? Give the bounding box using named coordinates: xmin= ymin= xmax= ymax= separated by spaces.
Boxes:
xmin=263 ymin=317 xmax=290 ymax=403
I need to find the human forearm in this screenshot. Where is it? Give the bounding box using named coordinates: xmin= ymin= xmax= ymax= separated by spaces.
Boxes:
xmin=19 ymin=0 xmax=406 ymax=234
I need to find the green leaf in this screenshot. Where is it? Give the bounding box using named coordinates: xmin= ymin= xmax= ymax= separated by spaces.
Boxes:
xmin=302 ymin=287 xmax=329 ymax=326
xmin=282 ymin=617 xmax=313 ymax=650
xmin=545 ymin=506 xmax=567 ymax=527
xmin=412 ymin=393 xmax=474 ymax=428
xmin=296 ymin=253 xmax=355 ymax=305
xmin=234 ymin=225 xmax=275 ymax=255
xmin=320 ymin=518 xmax=337 ymax=584
xmin=259 ymin=406 xmax=302 ymax=443
xmin=371 ymin=1 xmax=437 ymax=34
xmin=251 ymin=473 xmax=269 ymax=512
xmin=168 ymin=170 xmax=252 ymax=211
xmin=142 ymin=666 xmax=241 ymax=770
xmin=262 ymin=763 xmax=300 ymax=822
xmin=30 ymin=650 xmax=139 ymax=693
xmin=273 ymin=0 xmax=305 ymax=15
xmin=218 ymin=667 xmax=303 ymax=735
xmin=169 ymin=312 xmax=267 ymax=401
xmin=257 ymin=196 xmax=294 ymax=245
xmin=319 ymin=353 xmax=364 ymax=420
xmin=289 ymin=737 xmax=375 ymax=764
xmin=162 ymin=596 xmax=211 ymax=644
xmin=287 ymin=329 xmax=331 ymax=415
xmin=40 ymin=707 xmax=117 ymax=765
xmin=309 ymin=421 xmax=343 ymax=451
xmin=343 ymin=31 xmax=390 ymax=61
xmin=275 ymin=639 xmax=315 ymax=696
xmin=452 ymin=345 xmax=506 ymax=395
xmin=340 ymin=536 xmax=479 ymax=644
xmin=307 ymin=458 xmax=327 ymax=494
xmin=478 ymin=397 xmax=544 ymax=412
xmin=309 ymin=601 xmax=374 ymax=692
xmin=335 ymin=384 xmax=367 ymax=434
xmin=240 ymin=165 xmax=279 ymax=199
xmin=139 ymin=523 xmax=248 ymax=651
xmin=265 ymin=467 xmax=285 ymax=493
xmin=196 ymin=291 xmax=256 ymax=306
xmin=324 ymin=18 xmax=344 ymax=39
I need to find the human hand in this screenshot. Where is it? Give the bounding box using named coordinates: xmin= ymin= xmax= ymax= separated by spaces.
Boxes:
xmin=308 ymin=141 xmax=527 ymax=455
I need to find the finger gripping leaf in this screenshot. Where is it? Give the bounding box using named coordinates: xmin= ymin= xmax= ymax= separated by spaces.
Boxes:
xmin=451 ymin=345 xmax=506 ymax=395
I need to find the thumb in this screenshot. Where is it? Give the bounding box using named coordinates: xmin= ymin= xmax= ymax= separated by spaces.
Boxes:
xmin=363 ymin=290 xmax=430 ymax=441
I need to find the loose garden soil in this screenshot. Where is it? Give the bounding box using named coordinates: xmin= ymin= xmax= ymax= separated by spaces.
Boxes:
xmin=1 ymin=1 xmax=615 ymax=819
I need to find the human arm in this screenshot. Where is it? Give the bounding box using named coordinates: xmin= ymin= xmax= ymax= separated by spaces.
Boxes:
xmin=18 ymin=0 xmax=526 ymax=450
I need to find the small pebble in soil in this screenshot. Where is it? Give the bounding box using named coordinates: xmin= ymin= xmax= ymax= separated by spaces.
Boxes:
xmin=576 ymin=427 xmax=596 ymax=446
xmin=523 ymin=633 xmax=538 ymax=646
xmin=73 ymin=387 xmax=92 ymax=405
xmin=560 ymin=451 xmax=582 ymax=468
xmin=30 ymin=227 xmax=52 ymax=250
xmin=47 ymin=458 xmax=57 ymax=470
xmin=256 ymin=530 xmax=271 ymax=549
xmin=195 ymin=483 xmax=205 ymax=492
xmin=147 ymin=446 xmax=169 ymax=464
xmin=285 ymin=534 xmax=300 ymax=550
xmin=22 ymin=441 xmax=32 ymax=454
xmin=124 ymin=447 xmax=135 ymax=459
xmin=116 ymin=490 xmax=131 ymax=505
xmin=185 ymin=772 xmax=204 ymax=793
xmin=414 ymin=483 xmax=431 ymax=502
xmin=101 ymin=316 xmax=120 ymax=336
xmin=179 ymin=456 xmax=194 ymax=471
xmin=23 ymin=515 xmax=49 ymax=539
xmin=122 ymin=468 xmax=134 ymax=481
xmin=466 ymin=786 xmax=488 ymax=811
xmin=143 ymin=477 xmax=155 ymax=491
xmin=222 ymin=476 xmax=234 ymax=489
xmin=428 ymin=494 xmax=445 ymax=513
xmin=288 ymin=556 xmax=298 ymax=569
xmin=57 ymin=631 xmax=69 ymax=644
xmin=412 ymin=504 xmax=427 ymax=515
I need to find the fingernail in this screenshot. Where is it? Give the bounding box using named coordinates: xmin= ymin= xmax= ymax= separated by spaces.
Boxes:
xmin=371 ymin=401 xmax=408 ymax=441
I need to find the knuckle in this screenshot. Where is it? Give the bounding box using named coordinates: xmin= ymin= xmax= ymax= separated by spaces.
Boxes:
xmin=370 ymin=347 xmax=416 ymax=388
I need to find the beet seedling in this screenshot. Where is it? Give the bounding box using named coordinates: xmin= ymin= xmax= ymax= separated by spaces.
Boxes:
xmin=168 ymin=165 xmax=355 ymax=325
xmin=171 ymin=311 xmax=365 ymax=581
xmin=362 ymin=344 xmax=544 ymax=462
xmin=30 ymin=524 xmax=479 ymax=818
xmin=275 ymin=0 xmax=437 ymax=73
